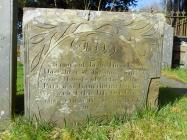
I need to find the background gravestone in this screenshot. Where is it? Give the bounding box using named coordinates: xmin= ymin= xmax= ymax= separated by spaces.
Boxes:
xmin=0 ymin=0 xmax=16 ymax=129
xmin=173 ymin=37 xmax=187 ymax=68
xmin=23 ymin=9 xmax=164 ymax=127
xmin=180 ymin=41 xmax=187 ymax=68
xmin=162 ymin=24 xmax=174 ymax=68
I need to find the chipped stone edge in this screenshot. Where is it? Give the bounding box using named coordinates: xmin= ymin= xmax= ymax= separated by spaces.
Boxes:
xmin=23 ymin=8 xmax=166 ymax=27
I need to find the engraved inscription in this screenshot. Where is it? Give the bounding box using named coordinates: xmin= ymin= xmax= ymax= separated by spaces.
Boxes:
xmin=0 ymin=34 xmax=7 ymax=41
xmin=0 ymin=34 xmax=7 ymax=50
xmin=31 ymin=25 xmax=151 ymax=120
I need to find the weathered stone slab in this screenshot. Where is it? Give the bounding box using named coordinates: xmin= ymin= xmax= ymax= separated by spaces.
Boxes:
xmin=162 ymin=24 xmax=173 ymax=68
xmin=23 ymin=9 xmax=164 ymax=126
xmin=0 ymin=0 xmax=16 ymax=129
xmin=173 ymin=37 xmax=187 ymax=68
xmin=180 ymin=41 xmax=187 ymax=68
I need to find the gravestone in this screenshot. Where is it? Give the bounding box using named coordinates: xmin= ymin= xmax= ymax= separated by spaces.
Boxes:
xmin=23 ymin=9 xmax=164 ymax=126
xmin=173 ymin=37 xmax=187 ymax=68
xmin=162 ymin=24 xmax=173 ymax=68
xmin=0 ymin=0 xmax=16 ymax=129
xmin=180 ymin=41 xmax=187 ymax=68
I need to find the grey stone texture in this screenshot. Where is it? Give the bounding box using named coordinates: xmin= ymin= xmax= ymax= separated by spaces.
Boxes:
xmin=23 ymin=9 xmax=165 ymax=127
xmin=162 ymin=24 xmax=174 ymax=68
xmin=0 ymin=0 xmax=17 ymax=129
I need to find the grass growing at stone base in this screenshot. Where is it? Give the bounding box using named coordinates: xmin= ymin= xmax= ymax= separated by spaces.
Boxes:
xmin=162 ymin=68 xmax=187 ymax=83
xmin=17 ymin=61 xmax=24 ymax=94
xmin=1 ymin=88 xmax=187 ymax=140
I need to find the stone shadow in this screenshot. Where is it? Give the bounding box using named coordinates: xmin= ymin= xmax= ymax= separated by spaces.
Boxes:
xmin=15 ymin=93 xmax=24 ymax=115
xmin=158 ymin=87 xmax=187 ymax=109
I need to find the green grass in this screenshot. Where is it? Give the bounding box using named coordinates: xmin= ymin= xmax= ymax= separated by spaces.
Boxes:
xmin=162 ymin=68 xmax=187 ymax=83
xmin=0 ymin=117 xmax=55 ymax=140
xmin=17 ymin=62 xmax=24 ymax=94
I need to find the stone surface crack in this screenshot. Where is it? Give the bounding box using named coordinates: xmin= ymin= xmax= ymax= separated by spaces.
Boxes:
xmin=87 ymin=11 xmax=91 ymax=21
